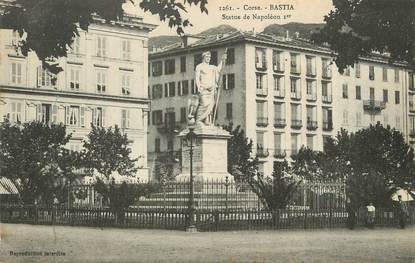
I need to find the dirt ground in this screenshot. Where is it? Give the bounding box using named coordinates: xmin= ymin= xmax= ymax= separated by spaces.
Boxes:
xmin=1 ymin=223 xmax=414 ymax=263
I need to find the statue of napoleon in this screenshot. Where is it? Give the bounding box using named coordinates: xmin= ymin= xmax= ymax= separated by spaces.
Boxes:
xmin=188 ymin=51 xmax=227 ymax=126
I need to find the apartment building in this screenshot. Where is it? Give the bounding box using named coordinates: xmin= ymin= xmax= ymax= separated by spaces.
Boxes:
xmin=148 ymin=31 xmax=412 ymax=178
xmin=0 ymin=14 xmax=156 ymax=181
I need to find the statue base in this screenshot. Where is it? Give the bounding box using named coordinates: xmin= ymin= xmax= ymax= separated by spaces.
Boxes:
xmin=176 ymin=123 xmax=232 ymax=181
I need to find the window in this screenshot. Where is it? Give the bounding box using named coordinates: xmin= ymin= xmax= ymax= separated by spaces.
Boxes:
xmin=168 ymin=82 xmax=175 ymax=97
xmin=356 ymin=112 xmax=362 ymax=127
xmin=69 ymin=67 xmax=80 ymax=90
xmin=226 ymin=48 xmax=235 ymax=65
xmin=273 ymin=50 xmax=284 ymax=72
xmin=306 ymin=56 xmax=316 ymax=76
xmin=274 ymin=75 xmax=284 ymax=97
xmin=355 ymin=86 xmax=361 ymax=100
xmin=167 ymin=139 xmax=174 ymax=151
xmin=322 ymin=107 xmax=333 ymax=130
xmin=256 ymin=101 xmax=268 ymax=125
xmin=71 ymin=37 xmax=80 ymax=54
xmin=342 ymin=110 xmax=348 ymax=125
xmin=8 ymin=101 xmax=23 ymax=123
xmin=180 ymin=56 xmax=186 ymax=72
xmin=274 ymin=133 xmax=283 ymax=152
xmin=41 ymin=104 xmax=51 ymax=124
xmin=306 ymin=80 xmax=316 ymax=100
xmin=194 ymin=53 xmax=202 ymax=69
xmin=344 ymin=67 xmax=350 ymax=76
xmin=121 ymin=109 xmax=130 ymax=129
xmin=152 ymin=61 xmax=163 ymax=76
xmin=306 ymin=106 xmax=316 ymax=122
xmin=322 ymin=58 xmax=332 ymax=78
xmin=165 ymin=59 xmax=175 ymax=75
xmin=10 ymin=62 xmax=22 ymax=84
xmin=11 ymin=30 xmax=20 ymax=46
xmin=290 ymin=78 xmax=300 ymax=99
xmin=383 ymin=89 xmax=388 ymax=103
xmin=96 ymin=71 xmax=107 ymax=93
xmin=394 ymin=68 xmax=400 ymax=83
xmin=355 ymin=63 xmax=360 ymax=78
xmin=37 ymin=66 xmax=56 ymax=87
xmin=66 ymin=105 xmax=84 ymax=127
xmin=223 ymin=73 xmax=235 ymax=90
xmin=182 ymin=80 xmax=189 ymax=95
xmin=93 ymin=107 xmax=105 ymax=127
xmin=121 ymin=39 xmax=131 ymax=60
xmin=369 ymin=65 xmax=375 ymax=80
xmin=256 ymin=73 xmax=267 ymax=95
xmin=342 ymin=83 xmax=348 ymax=98
xmin=291 ymin=104 xmax=300 ymax=121
xmin=382 ymin=67 xmax=388 ymax=82
xmin=121 ymin=74 xmax=131 ymax=95
xmin=152 ymin=84 xmax=163 ymax=99
xmin=155 ymin=138 xmax=161 ymax=153
xmin=274 ymin=102 xmax=285 ymax=120
xmin=226 ymin=103 xmax=233 ymax=119
xmin=177 ymin=81 xmax=182 ymax=96
xmin=395 ymin=91 xmax=400 ymax=104
xmin=256 ymin=131 xmax=265 ymax=149
xmin=255 ymin=48 xmax=266 ymax=69
xmin=306 ymin=135 xmax=314 ymax=150
xmin=290 ymin=53 xmax=300 ymax=74
xmin=164 ymin=83 xmax=168 ymax=97
xmin=180 ymin=107 xmax=187 ymax=123
xmin=291 ymin=133 xmax=299 ymax=155
xmin=152 ymin=110 xmax=163 ymax=125
xmin=96 ymin=36 xmax=107 ymax=57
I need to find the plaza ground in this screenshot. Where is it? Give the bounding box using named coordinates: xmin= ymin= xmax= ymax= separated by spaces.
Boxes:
xmin=0 ymin=223 xmax=414 ymax=263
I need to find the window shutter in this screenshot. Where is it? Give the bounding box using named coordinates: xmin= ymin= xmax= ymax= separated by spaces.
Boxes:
xmin=80 ymin=106 xmax=85 ymax=127
xmin=164 ymin=84 xmax=168 ymax=97
xmin=10 ymin=102 xmax=16 ymax=122
xmin=121 ymin=109 xmax=126 ymax=128
xmin=36 ymin=104 xmax=43 ymax=121
xmin=127 ymin=110 xmax=130 ymax=128
xmin=65 ymin=106 xmax=70 ymax=124
xmin=92 ymin=108 xmax=97 ymax=126
xmin=37 ymin=66 xmax=42 ymax=87
xmin=52 ymin=104 xmax=58 ymax=123
xmin=102 ymin=107 xmax=106 ymax=127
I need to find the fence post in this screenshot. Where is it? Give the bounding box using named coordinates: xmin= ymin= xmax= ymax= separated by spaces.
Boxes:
xmin=52 ymin=205 xmax=56 ymax=225
xmin=329 ymin=207 xmax=333 ymax=228
xmin=34 ymin=204 xmax=38 ymax=224
xmin=225 ymin=176 xmax=229 ymax=212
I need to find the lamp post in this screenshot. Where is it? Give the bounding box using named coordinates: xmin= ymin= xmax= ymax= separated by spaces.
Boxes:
xmin=186 ymin=127 xmax=197 ymax=232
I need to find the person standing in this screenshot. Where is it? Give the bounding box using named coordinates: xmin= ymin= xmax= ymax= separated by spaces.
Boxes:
xmin=396 ymin=195 xmax=407 ymax=229
xmin=366 ymin=202 xmax=376 ymax=229
xmin=346 ymin=198 xmax=356 ymax=229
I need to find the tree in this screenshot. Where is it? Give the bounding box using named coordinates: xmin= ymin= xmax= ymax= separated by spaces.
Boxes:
xmin=312 ymin=0 xmax=415 ymax=72
xmin=0 ymin=0 xmax=208 ymax=73
xmin=249 ymin=160 xmax=300 ymax=210
xmin=0 ymin=120 xmax=81 ymax=205
xmin=223 ymin=124 xmax=259 ymax=184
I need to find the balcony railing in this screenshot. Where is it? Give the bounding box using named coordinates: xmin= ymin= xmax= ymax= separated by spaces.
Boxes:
xmin=274 ymin=118 xmax=286 ymax=128
xmin=157 ymin=121 xmax=182 ymax=134
xmin=323 ymin=121 xmax=333 ymax=131
xmin=274 ymin=149 xmax=286 ymax=158
xmin=256 ymin=88 xmax=268 ymax=97
xmin=363 ymin=100 xmax=386 ymax=111
xmin=274 ymin=89 xmax=285 ymax=98
xmin=256 ymin=117 xmax=269 ymax=127
xmin=410 ymin=102 xmax=415 ymax=112
xmin=291 ymin=119 xmax=302 ymax=129
xmin=256 ymin=148 xmax=270 ymax=158
xmin=322 ymin=69 xmax=332 ymax=79
xmin=290 ymin=65 xmax=301 ymax=75
xmin=291 ymin=92 xmax=301 ymax=100
xmin=322 ymin=95 xmax=332 ymax=103
xmin=256 ymin=62 xmax=267 ymax=71
xmin=409 ymin=129 xmax=415 ymax=137
xmin=306 ymin=93 xmax=317 ymax=101
xmin=307 ymin=120 xmax=318 ymax=130
xmin=306 ymin=69 xmax=317 ymax=78
xmin=273 ymin=63 xmax=284 ymax=73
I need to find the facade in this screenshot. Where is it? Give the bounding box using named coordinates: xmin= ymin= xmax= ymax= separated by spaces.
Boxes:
xmin=148 ymin=31 xmax=413 ymax=178
xmin=0 ymin=14 xmax=156 ymax=181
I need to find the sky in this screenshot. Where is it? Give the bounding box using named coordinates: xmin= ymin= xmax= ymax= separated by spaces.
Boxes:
xmin=124 ymin=0 xmax=334 ymax=37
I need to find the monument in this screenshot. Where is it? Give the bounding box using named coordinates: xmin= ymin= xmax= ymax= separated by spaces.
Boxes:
xmin=177 ymin=50 xmax=232 ymax=181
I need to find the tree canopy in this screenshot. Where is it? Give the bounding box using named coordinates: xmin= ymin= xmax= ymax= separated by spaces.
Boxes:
xmin=0 ymin=120 xmax=81 ymax=204
xmin=0 ymin=0 xmax=208 ymax=73
xmin=312 ymin=0 xmax=415 ymax=72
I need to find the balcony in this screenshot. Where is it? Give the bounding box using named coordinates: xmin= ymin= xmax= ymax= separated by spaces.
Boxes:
xmin=256 ymin=148 xmax=270 ymax=158
xmin=274 ymin=89 xmax=285 ymax=98
xmin=291 ymin=92 xmax=301 ymax=100
xmin=290 ymin=65 xmax=301 ymax=75
xmin=274 ymin=118 xmax=286 ymax=128
xmin=306 ymin=93 xmax=317 ymax=102
xmin=291 ymin=119 xmax=302 ymax=129
xmin=363 ymin=100 xmax=386 ymax=112
xmin=256 ymin=117 xmax=269 ymax=127
xmin=157 ymin=122 xmax=182 ymax=134
xmin=273 ymin=63 xmax=284 ymax=73
xmin=322 ymin=70 xmax=332 ymax=79
xmin=409 ymin=129 xmax=415 ymax=137
xmin=307 ymin=120 xmax=318 ymax=130
xmin=322 ymin=121 xmax=333 ymax=131
xmin=256 ymin=62 xmax=267 ymax=71
xmin=306 ymin=70 xmax=317 ymax=78
xmin=274 ymin=149 xmax=286 ymax=158
xmin=256 ymin=88 xmax=268 ymax=97
xmin=322 ymin=95 xmax=332 ymax=103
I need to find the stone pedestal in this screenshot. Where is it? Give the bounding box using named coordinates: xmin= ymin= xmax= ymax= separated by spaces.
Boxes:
xmin=177 ymin=124 xmax=232 ymax=181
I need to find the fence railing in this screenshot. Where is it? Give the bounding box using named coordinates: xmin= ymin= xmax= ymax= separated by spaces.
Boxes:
xmin=1 ymin=205 xmax=413 ymax=232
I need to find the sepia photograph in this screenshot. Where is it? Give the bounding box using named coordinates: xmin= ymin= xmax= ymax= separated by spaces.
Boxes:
xmin=0 ymin=0 xmax=415 ymax=262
